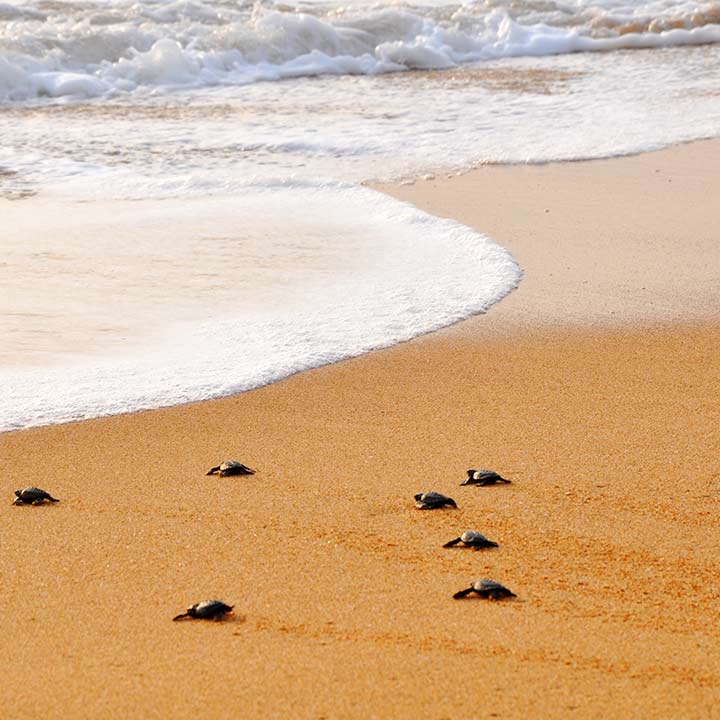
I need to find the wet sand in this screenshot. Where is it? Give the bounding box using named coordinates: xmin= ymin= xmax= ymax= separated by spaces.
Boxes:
xmin=1 ymin=141 xmax=719 ymax=719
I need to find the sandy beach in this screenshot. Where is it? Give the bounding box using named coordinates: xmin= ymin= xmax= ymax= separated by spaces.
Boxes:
xmin=2 ymin=140 xmax=719 ymax=719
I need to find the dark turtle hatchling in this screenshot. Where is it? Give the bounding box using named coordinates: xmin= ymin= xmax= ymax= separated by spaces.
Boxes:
xmin=453 ymin=578 xmax=516 ymax=600
xmin=13 ymin=487 xmax=60 ymax=505
xmin=443 ymin=530 xmax=498 ymax=549
xmin=206 ymin=460 xmax=255 ymax=477
xmin=461 ymin=468 xmax=511 ymax=486
xmin=173 ymin=600 xmax=234 ymax=621
xmin=414 ymin=491 xmax=457 ymax=510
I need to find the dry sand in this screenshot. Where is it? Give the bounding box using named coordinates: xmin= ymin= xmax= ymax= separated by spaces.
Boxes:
xmin=1 ymin=141 xmax=719 ymax=719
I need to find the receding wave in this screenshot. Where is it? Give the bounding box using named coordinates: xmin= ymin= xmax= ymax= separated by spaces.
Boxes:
xmin=0 ymin=184 xmax=521 ymax=430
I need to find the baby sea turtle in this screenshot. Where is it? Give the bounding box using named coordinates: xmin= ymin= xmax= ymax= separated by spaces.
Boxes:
xmin=206 ymin=460 xmax=255 ymax=477
xmin=12 ymin=487 xmax=60 ymax=505
xmin=443 ymin=530 xmax=498 ymax=549
xmin=461 ymin=468 xmax=511 ymax=486
xmin=173 ymin=600 xmax=234 ymax=621
xmin=453 ymin=578 xmax=516 ymax=600
xmin=414 ymin=491 xmax=457 ymax=509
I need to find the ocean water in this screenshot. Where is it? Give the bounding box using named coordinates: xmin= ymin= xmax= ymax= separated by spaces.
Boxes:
xmin=2 ymin=0 xmax=720 ymax=430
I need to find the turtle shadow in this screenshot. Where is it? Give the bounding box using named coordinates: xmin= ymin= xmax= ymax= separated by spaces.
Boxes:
xmin=12 ymin=502 xmax=61 ymax=508
xmin=443 ymin=546 xmax=500 ymax=551
xmin=172 ymin=613 xmax=247 ymax=624
xmin=460 ymin=482 xmax=514 ymax=489
xmin=454 ymin=596 xmax=525 ymax=603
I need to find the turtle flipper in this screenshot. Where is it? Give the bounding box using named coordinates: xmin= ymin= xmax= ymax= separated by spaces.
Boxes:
xmin=46 ymin=494 xmax=60 ymax=503
xmin=420 ymin=500 xmax=443 ymax=510
xmin=488 ymin=589 xmax=516 ymax=599
xmin=443 ymin=537 xmax=462 ymax=548
xmin=172 ymin=612 xmax=191 ymax=621
xmin=472 ymin=540 xmax=499 ymax=549
xmin=220 ymin=464 xmax=255 ymax=476
xmin=209 ymin=605 xmax=233 ymax=620
xmin=206 ymin=466 xmax=221 ymax=476
xmin=453 ymin=587 xmax=475 ymax=599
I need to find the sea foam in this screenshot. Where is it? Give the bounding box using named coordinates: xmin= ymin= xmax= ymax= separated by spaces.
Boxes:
xmin=0 ymin=184 xmax=521 ymax=431
xmin=0 ymin=0 xmax=719 ymax=101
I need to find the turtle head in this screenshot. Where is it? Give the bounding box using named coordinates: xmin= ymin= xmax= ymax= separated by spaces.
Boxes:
xmin=460 ymin=470 xmax=475 ymax=485
xmin=175 ymin=605 xmax=197 ymax=621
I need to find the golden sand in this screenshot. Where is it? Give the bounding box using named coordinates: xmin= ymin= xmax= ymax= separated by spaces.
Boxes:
xmin=1 ymin=141 xmax=719 ymax=719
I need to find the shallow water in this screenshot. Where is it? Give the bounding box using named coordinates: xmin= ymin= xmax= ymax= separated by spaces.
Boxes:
xmin=0 ymin=186 xmax=520 ymax=429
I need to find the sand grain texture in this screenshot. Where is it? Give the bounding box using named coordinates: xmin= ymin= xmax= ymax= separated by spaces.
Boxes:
xmin=2 ymin=141 xmax=719 ymax=719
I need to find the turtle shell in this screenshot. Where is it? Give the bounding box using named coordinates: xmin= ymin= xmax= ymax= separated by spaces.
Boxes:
xmin=193 ymin=600 xmax=234 ymax=618
xmin=472 ymin=578 xmax=515 ymax=598
xmin=13 ymin=487 xmax=59 ymax=504
xmin=415 ymin=491 xmax=457 ymax=508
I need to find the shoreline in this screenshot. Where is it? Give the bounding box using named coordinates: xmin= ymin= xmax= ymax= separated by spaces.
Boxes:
xmin=2 ymin=140 xmax=719 ymax=719
xmin=5 ymin=139 xmax=720 ymax=434
xmin=377 ymin=138 xmax=720 ymax=332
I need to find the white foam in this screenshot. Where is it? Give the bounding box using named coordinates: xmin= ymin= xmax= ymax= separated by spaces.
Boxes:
xmin=0 ymin=0 xmax=719 ymax=100
xmin=5 ymin=38 xmax=719 ymax=201
xmin=114 ymin=38 xmax=200 ymax=86
xmin=0 ymin=184 xmax=520 ymax=431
